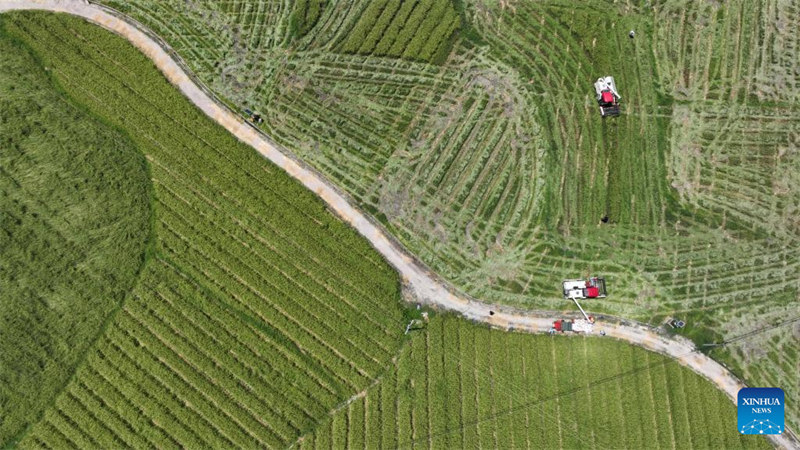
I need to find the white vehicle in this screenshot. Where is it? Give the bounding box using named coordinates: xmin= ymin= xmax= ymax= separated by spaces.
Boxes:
xmin=594 ymin=76 xmax=621 ymax=117
xmin=562 ymin=277 xmax=607 ymax=300
xmin=553 ymin=318 xmax=595 ymax=333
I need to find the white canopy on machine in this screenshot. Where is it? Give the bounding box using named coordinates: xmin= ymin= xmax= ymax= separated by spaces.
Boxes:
xmin=594 ymin=76 xmax=621 ymax=101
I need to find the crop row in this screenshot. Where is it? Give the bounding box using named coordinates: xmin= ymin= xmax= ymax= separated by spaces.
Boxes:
xmin=146 ymin=157 xmax=399 ymax=334
xmin=298 ymin=316 xmax=761 ymax=449
xmin=18 ymin=30 xmax=396 ymax=302
xmin=289 ymin=0 xmax=327 ymax=38
xmin=11 ymin=13 xmax=398 ymax=287
xmin=6 ymin=13 xmax=407 ymax=448
xmin=262 ymin=48 xmax=548 ymax=300
xmin=669 ymin=103 xmax=800 ymax=237
xmin=99 ymin=0 xmax=291 ymax=109
xmin=476 ymin=1 xmax=670 ymax=228
xmin=262 ymin=51 xmax=470 ymax=206
xmin=113 ymin=0 xmax=570 ymax=316
xmin=337 ymin=0 xmax=460 ymax=63
xmin=0 ymin=34 xmax=156 ymax=446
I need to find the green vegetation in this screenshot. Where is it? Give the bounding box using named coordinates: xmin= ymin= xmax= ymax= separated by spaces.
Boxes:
xmin=95 ymin=0 xmax=800 ymax=430
xmin=289 ymin=0 xmax=328 ymax=39
xmin=336 ymin=0 xmax=461 ymax=63
xmin=299 ymin=315 xmax=767 ymax=450
xmin=0 ymin=32 xmax=152 ymax=445
xmin=4 ymin=0 xmax=798 ymax=443
xmin=1 ymin=11 xmax=406 ymax=448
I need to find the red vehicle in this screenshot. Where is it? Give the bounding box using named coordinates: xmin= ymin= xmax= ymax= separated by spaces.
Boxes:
xmin=562 ymin=277 xmax=607 ymax=300
xmin=594 ymin=76 xmax=621 ymax=117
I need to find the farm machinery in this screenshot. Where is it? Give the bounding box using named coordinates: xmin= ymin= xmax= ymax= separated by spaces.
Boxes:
xmin=552 ymin=277 xmax=607 ymax=334
xmin=243 ymin=108 xmax=263 ymax=125
xmin=594 ymin=76 xmax=621 ymax=117
xmin=563 ymin=277 xmax=607 ymax=300
xmin=553 ymin=317 xmax=595 ymax=333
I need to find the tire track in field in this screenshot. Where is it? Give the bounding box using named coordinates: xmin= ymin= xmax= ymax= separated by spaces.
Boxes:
xmin=1 ymin=1 xmax=797 ymax=448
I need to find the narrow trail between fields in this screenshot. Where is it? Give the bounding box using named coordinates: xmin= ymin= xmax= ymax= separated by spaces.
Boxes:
xmin=1 ymin=1 xmax=795 ymax=448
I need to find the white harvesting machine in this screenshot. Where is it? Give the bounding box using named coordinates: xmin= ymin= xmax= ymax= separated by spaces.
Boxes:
xmin=562 ymin=277 xmax=607 ymax=300
xmin=594 ymin=76 xmax=621 ymax=117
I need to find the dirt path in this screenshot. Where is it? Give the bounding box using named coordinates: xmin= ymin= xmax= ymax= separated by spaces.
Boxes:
xmin=1 ymin=1 xmax=795 ymax=448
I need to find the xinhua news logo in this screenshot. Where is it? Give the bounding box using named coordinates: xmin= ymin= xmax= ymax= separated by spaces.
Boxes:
xmin=738 ymin=387 xmax=784 ymax=435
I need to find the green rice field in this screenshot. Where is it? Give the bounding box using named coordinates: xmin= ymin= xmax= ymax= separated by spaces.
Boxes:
xmin=0 ymin=11 xmax=405 ymax=447
xmin=0 ymin=30 xmax=153 ymax=443
xmin=299 ymin=315 xmax=767 ymax=450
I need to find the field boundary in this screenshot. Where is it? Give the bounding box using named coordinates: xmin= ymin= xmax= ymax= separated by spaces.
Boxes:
xmin=1 ymin=1 xmax=795 ymax=447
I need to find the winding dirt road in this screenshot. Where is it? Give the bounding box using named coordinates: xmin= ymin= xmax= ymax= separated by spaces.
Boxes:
xmin=1 ymin=1 xmax=796 ymax=448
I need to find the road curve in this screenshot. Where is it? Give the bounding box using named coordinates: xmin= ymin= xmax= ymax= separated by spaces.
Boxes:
xmin=1 ymin=1 xmax=795 ymax=448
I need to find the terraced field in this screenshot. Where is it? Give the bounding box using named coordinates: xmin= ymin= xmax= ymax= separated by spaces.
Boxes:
xmin=299 ymin=315 xmax=767 ymax=450
xmin=0 ymin=11 xmax=405 ymax=448
xmin=93 ymin=0 xmax=800 ymax=431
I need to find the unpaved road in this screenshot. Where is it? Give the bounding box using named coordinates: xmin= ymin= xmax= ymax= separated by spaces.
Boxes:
xmin=1 ymin=1 xmax=796 ymax=448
